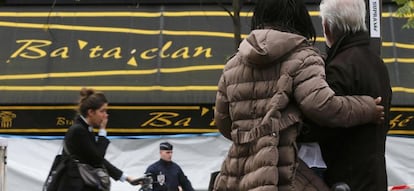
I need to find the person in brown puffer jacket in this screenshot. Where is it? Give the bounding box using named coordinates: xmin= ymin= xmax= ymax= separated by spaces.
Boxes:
xmin=212 ymin=0 xmax=384 ymax=191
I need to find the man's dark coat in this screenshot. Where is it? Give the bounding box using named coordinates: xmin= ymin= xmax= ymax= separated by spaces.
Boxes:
xmin=319 ymin=32 xmax=392 ymax=191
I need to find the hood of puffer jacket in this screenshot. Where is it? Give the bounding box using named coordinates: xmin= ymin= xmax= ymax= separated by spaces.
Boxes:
xmin=239 ymin=29 xmax=307 ymax=68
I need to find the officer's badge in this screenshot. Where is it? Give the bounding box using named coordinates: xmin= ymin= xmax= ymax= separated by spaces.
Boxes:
xmin=157 ymin=173 xmax=165 ymax=186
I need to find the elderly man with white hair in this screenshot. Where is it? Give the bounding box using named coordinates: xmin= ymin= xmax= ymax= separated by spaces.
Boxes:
xmin=304 ymin=0 xmax=392 ymax=190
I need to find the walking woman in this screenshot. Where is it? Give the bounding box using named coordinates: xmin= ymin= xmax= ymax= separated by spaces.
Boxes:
xmin=212 ymin=0 xmax=384 ymax=190
xmin=58 ymin=88 xmax=137 ymax=191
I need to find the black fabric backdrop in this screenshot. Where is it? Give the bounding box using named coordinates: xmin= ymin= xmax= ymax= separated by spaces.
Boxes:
xmin=0 ymin=3 xmax=413 ymax=135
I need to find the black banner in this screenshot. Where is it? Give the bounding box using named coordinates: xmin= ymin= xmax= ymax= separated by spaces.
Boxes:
xmin=0 ymin=105 xmax=216 ymax=135
xmin=3 ymin=0 xmax=255 ymax=5
xmin=0 ymin=105 xmax=412 ymax=136
xmin=1 ymin=0 xmax=396 ymax=6
xmin=0 ymin=4 xmax=414 ymax=136
xmin=0 ymin=5 xmax=413 ymax=105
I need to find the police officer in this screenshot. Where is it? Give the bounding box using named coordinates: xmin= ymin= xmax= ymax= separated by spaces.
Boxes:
xmin=145 ymin=142 xmax=195 ymax=191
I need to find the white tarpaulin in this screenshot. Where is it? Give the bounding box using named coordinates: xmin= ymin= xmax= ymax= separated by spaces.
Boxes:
xmin=1 ymin=134 xmax=413 ymax=191
xmin=385 ymin=136 xmax=414 ymax=188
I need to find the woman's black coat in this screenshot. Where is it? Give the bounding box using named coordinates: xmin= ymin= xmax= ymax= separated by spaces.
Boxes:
xmin=57 ymin=116 xmax=123 ymax=191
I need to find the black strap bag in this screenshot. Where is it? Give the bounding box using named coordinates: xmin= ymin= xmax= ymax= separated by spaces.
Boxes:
xmin=75 ymin=160 xmax=111 ymax=191
xmin=64 ymin=142 xmax=111 ymax=191
xmin=42 ymin=152 xmax=69 ymax=191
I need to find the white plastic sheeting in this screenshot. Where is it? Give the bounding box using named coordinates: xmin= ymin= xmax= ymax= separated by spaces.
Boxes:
xmin=4 ymin=135 xmax=231 ymax=191
xmin=2 ymin=135 xmax=414 ymax=191
xmin=386 ymin=136 xmax=414 ymax=187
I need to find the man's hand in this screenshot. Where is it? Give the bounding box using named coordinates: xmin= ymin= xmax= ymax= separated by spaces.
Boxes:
xmin=374 ymin=97 xmax=385 ymax=124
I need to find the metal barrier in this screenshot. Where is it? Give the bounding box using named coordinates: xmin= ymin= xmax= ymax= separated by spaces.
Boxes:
xmin=0 ymin=139 xmax=7 ymax=191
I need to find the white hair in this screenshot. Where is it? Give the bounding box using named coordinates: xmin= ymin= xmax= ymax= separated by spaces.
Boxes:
xmin=320 ymin=0 xmax=367 ymax=38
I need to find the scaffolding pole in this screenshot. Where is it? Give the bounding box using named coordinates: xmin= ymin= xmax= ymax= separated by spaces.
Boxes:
xmin=0 ymin=139 xmax=7 ymax=191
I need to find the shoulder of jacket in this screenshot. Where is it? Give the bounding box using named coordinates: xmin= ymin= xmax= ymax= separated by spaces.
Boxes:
xmin=172 ymin=161 xmax=182 ymax=168
xmin=280 ymin=45 xmax=322 ymax=76
xmin=68 ymin=123 xmax=87 ymax=132
xmin=147 ymin=161 xmax=161 ymax=170
xmin=294 ymin=45 xmax=320 ymax=59
xmin=223 ymin=52 xmax=242 ymax=72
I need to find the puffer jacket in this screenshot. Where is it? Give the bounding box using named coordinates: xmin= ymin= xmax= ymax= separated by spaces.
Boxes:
xmin=213 ymin=29 xmax=379 ymax=191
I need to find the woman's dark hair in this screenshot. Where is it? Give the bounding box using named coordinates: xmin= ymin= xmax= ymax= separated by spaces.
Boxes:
xmin=251 ymin=0 xmax=316 ymax=43
xmin=78 ymin=88 xmax=107 ymax=116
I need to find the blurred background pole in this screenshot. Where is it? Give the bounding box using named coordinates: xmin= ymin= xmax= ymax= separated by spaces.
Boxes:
xmin=366 ymin=0 xmax=383 ymax=55
xmin=0 ymin=139 xmax=7 ymax=191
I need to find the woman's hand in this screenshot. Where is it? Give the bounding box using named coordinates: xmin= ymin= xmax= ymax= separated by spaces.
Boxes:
xmin=127 ymin=175 xmax=153 ymax=186
xmin=374 ymin=97 xmax=385 ymax=124
xmin=127 ymin=176 xmax=144 ymax=186
xmin=100 ymin=118 xmax=108 ymax=130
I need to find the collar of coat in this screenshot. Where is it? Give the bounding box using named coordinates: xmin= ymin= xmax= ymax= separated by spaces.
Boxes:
xmin=325 ymin=31 xmax=370 ymax=64
xmin=159 ymin=159 xmax=173 ymax=166
xmin=75 ymin=115 xmax=93 ymax=132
